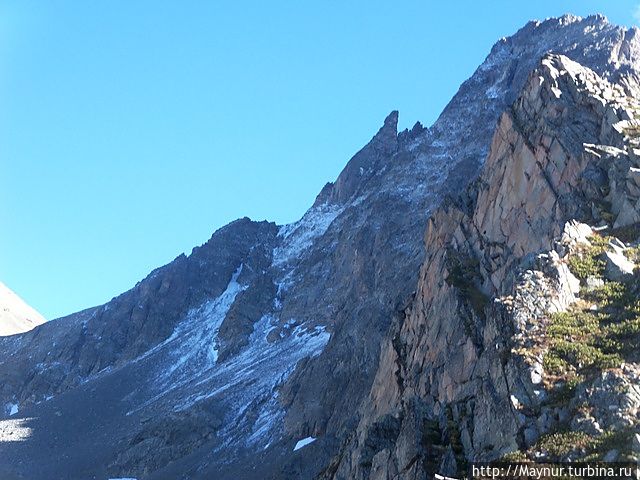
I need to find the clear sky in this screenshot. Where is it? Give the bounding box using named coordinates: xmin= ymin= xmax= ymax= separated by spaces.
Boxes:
xmin=1 ymin=1 xmax=637 ymax=320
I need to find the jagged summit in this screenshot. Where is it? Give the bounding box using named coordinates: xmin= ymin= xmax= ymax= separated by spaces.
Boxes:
xmin=327 ymin=51 xmax=640 ymax=478
xmin=371 ymin=109 xmax=399 ymax=150
xmin=314 ymin=109 xmax=399 ymax=206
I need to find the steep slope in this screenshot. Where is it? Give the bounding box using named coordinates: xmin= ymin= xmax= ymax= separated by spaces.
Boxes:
xmin=0 ymin=282 xmax=45 ymax=336
xmin=327 ymin=54 xmax=640 ymax=479
xmin=0 ymin=14 xmax=638 ymax=480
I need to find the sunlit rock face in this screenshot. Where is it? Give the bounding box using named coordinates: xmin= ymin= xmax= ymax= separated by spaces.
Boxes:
xmin=0 ymin=13 xmax=639 ymax=480
xmin=328 ymin=51 xmax=640 ymax=480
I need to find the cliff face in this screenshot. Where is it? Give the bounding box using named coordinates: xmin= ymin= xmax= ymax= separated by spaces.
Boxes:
xmin=328 ymin=54 xmax=640 ymax=479
xmin=0 ymin=14 xmax=639 ymax=480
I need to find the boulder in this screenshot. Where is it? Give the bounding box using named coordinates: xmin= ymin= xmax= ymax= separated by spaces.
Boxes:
xmin=561 ymin=221 xmax=593 ymax=246
xmin=604 ymin=250 xmax=635 ymax=281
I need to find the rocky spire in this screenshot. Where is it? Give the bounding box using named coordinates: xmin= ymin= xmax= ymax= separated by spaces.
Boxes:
xmin=314 ymin=110 xmax=399 ymax=206
xmin=370 ymin=110 xmax=399 ymax=154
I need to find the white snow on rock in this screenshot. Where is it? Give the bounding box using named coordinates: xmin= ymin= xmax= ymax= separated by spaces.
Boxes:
xmin=273 ymin=203 xmax=343 ymax=267
xmin=293 ymin=436 xmax=316 ymax=451
xmin=485 ymin=85 xmax=501 ymax=99
xmin=0 ymin=418 xmax=33 ymax=442
xmin=5 ymin=403 xmax=18 ymax=417
xmin=131 ymin=265 xmax=247 ymax=401
xmin=128 ymin=310 xmax=330 ymax=449
xmin=126 ymin=265 xmax=331 ymax=452
xmin=0 ymin=282 xmax=45 ymax=336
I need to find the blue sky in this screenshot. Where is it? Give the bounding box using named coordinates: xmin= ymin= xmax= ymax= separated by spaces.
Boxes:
xmin=1 ymin=1 xmax=637 ymax=320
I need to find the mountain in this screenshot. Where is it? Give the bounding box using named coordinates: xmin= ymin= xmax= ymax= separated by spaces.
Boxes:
xmin=0 ymin=14 xmax=639 ymax=480
xmin=327 ymin=51 xmax=640 ymax=480
xmin=0 ymin=282 xmax=45 ymax=336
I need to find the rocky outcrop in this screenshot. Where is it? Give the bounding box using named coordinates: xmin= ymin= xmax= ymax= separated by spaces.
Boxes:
xmin=327 ymin=53 xmax=640 ymax=479
xmin=280 ymin=19 xmax=640 ymax=476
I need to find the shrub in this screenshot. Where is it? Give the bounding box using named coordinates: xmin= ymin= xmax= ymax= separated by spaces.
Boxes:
xmin=535 ymin=431 xmax=592 ymax=458
xmin=624 ymin=245 xmax=640 ymax=263
xmin=501 ymin=450 xmax=528 ymax=462
xmin=568 ymin=250 xmax=606 ymax=279
xmin=545 ymin=373 xmax=583 ymax=406
xmin=551 ymin=341 xmax=622 ymax=371
xmin=583 ymin=428 xmax=637 ymax=461
xmin=543 ymin=351 xmax=570 ymax=375
xmin=581 ymin=282 xmax=626 ymax=307
xmin=605 ymin=317 xmax=640 ymax=336
xmin=588 ymin=234 xmax=612 ymax=250
xmin=445 ymin=253 xmax=489 ymax=320
xmin=547 ymin=311 xmax=600 ymax=339
xmin=544 ymin=308 xmax=624 ymax=374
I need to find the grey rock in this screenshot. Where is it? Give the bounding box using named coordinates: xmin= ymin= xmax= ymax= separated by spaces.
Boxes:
xmin=604 ymin=250 xmax=635 ymax=281
xmin=585 ymin=276 xmax=605 ymax=289
xmin=572 ymin=367 xmax=640 ymax=431
xmin=536 ymin=409 xmax=556 ymax=433
xmin=523 ymin=426 xmax=539 ymax=447
xmin=561 ymin=220 xmax=593 ymax=246
xmin=570 ymin=415 xmax=603 ymax=436
xmin=556 ymin=407 xmax=571 ymax=424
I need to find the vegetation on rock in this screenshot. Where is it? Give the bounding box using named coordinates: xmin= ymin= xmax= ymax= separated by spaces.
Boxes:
xmin=566 ymin=236 xmax=610 ymax=280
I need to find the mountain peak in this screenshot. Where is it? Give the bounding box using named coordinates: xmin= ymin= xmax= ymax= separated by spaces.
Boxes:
xmin=382 ymin=109 xmax=398 ymax=131
xmin=313 ymin=110 xmax=400 ymax=206
xmin=0 ymin=282 xmax=45 ymax=336
xmin=371 ymin=109 xmax=399 ymax=151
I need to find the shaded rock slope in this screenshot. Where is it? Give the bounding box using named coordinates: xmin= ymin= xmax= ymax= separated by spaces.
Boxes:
xmin=0 ymin=14 xmax=639 ymax=480
xmin=0 ymin=282 xmax=45 ymax=337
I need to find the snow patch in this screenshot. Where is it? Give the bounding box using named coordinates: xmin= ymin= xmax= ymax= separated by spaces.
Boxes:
xmin=130 ymin=303 xmax=331 ymax=450
xmin=485 ymin=84 xmax=502 ymax=99
xmin=127 ymin=265 xmax=247 ymax=415
xmin=5 ymin=403 xmax=18 ymax=417
xmin=0 ymin=417 xmax=32 ymax=442
xmin=273 ymin=204 xmax=343 ymax=267
xmin=293 ymin=436 xmax=316 ymax=451
xmin=163 ymin=264 xmax=244 ymax=369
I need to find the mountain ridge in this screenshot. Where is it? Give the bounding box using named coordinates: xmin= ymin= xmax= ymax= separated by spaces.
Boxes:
xmin=325 ymin=51 xmax=640 ymax=478
xmin=1 ymin=13 xmax=639 ymax=480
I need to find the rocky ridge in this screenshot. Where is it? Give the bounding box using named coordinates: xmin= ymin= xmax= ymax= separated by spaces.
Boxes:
xmin=325 ymin=54 xmax=640 ymax=479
